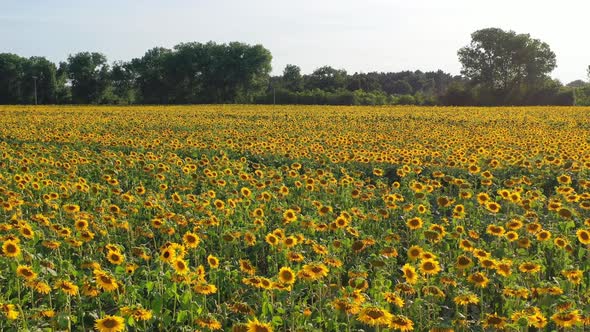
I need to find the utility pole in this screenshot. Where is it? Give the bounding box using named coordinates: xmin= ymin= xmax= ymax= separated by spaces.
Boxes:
xmin=32 ymin=76 xmax=38 ymax=105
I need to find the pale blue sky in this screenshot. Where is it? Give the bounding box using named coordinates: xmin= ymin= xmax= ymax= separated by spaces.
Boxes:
xmin=1 ymin=0 xmax=588 ymax=83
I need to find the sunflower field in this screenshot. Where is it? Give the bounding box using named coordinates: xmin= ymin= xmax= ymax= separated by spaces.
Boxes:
xmin=1 ymin=105 xmax=590 ymax=331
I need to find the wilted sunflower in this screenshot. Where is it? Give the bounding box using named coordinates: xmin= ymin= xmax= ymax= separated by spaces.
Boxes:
xmin=94 ymin=315 xmax=125 ymax=332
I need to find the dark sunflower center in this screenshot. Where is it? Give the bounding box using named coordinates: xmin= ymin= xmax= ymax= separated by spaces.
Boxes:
xmin=103 ymin=318 xmax=118 ymax=328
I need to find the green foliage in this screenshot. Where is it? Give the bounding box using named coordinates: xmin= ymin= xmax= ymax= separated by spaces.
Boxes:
xmin=129 ymin=41 xmax=272 ymax=104
xmin=66 ymin=52 xmax=110 ymax=104
xmin=304 ymin=66 xmax=348 ymax=92
xmin=282 ymin=64 xmax=303 ymax=92
xmin=0 ymin=53 xmax=58 ymax=104
xmin=458 ymin=28 xmax=556 ymax=91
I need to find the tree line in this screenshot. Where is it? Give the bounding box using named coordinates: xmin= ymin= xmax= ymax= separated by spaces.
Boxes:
xmin=1 ymin=28 xmax=589 ymax=106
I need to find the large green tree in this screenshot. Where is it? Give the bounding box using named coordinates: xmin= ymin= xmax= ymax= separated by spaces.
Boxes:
xmin=0 ymin=54 xmax=58 ymax=104
xmin=282 ymin=64 xmax=304 ymax=92
xmin=458 ymin=28 xmax=556 ymax=103
xmin=130 ymin=42 xmax=271 ymax=104
xmin=305 ymin=66 xmax=347 ymax=92
xmin=66 ymin=52 xmax=110 ymax=104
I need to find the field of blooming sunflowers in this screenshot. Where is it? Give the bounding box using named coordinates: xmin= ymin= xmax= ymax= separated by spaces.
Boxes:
xmin=1 ymin=105 xmax=590 ymax=331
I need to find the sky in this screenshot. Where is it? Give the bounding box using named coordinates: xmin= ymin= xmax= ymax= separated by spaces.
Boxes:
xmin=1 ymin=0 xmax=588 ymax=83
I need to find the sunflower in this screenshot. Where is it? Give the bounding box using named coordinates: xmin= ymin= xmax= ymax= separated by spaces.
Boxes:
xmin=193 ymin=283 xmax=217 ymax=295
xmin=173 ymin=259 xmax=190 ymax=275
xmin=302 ymin=263 xmax=329 ymax=280
xmin=476 ymin=192 xmax=490 ymax=205
xmin=455 ymin=255 xmax=472 ymax=270
xmin=518 ymin=262 xmax=541 ymax=273
xmin=284 ymin=236 xmax=298 ymax=248
xmin=95 ymin=315 xmax=125 ymax=332
xmin=106 ymin=250 xmax=125 ymax=265
xmin=196 ymin=315 xmax=222 ymax=330
xmin=95 ymin=271 xmax=119 ymax=292
xmin=495 ymin=261 xmax=512 ymax=277
xmin=407 ymin=245 xmax=423 ymax=260
xmin=16 ymin=265 xmax=37 ymax=281
xmin=245 ymin=318 xmax=273 ymax=332
xmin=265 ymin=233 xmax=279 ymax=247
xmin=282 ymin=209 xmax=297 ymax=223
xmin=278 ymin=267 xmax=296 ymax=284
xmin=389 ymin=314 xmax=414 ymax=331
xmin=482 ymin=313 xmax=507 ymax=329
xmin=576 ymin=229 xmax=590 ymax=245
xmin=243 ymin=232 xmax=257 ymax=246
xmin=63 ymin=204 xmax=80 ymax=214
xmin=0 ymin=303 xmax=19 ymax=320
xmin=401 ymin=264 xmax=418 ymax=284
xmin=561 ymin=269 xmax=583 ymax=285
xmin=160 ymin=247 xmax=175 ymax=263
xmin=419 ymin=259 xmax=441 ymax=276
xmin=467 ymin=272 xmax=489 ymax=288
xmin=406 ymin=217 xmax=423 ymax=230
xmin=207 ymin=255 xmax=219 ymax=269
xmin=557 ymin=174 xmax=571 ymax=184
xmin=2 ymin=239 xmax=20 ymax=258
xmin=27 ymin=280 xmax=51 ymax=294
xmin=551 ymin=310 xmax=582 ymax=328
xmin=182 ymin=232 xmax=200 ymax=248
xmin=536 ymin=230 xmax=551 ymax=241
xmin=506 ymin=219 xmax=523 ymax=230
xmin=458 ymin=239 xmax=474 ymax=252
xmin=485 ymin=201 xmax=501 ymax=213
xmin=335 ymin=216 xmax=349 ymax=228
xmin=357 ymin=306 xmax=393 ymax=327
xmin=55 ymin=280 xmax=79 ymax=296
xmin=383 ymin=292 xmax=404 ymax=308
xmin=20 ymin=225 xmax=34 ymax=239
xmin=453 ymin=293 xmax=479 ymax=306
xmin=486 ymin=225 xmax=505 ymax=236
xmin=239 ymin=259 xmax=256 ymax=275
